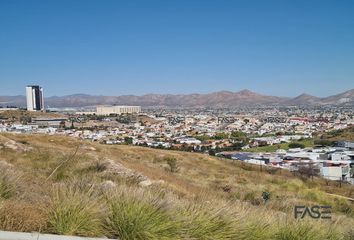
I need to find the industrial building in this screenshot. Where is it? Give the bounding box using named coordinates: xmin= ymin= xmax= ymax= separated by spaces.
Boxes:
xmin=30 ymin=117 xmax=68 ymax=128
xmin=96 ymin=105 xmax=141 ymax=115
xmin=26 ymin=85 xmax=44 ymax=111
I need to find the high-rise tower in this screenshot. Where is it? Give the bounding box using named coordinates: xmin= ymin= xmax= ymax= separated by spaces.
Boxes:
xmin=26 ymin=85 xmax=44 ymax=111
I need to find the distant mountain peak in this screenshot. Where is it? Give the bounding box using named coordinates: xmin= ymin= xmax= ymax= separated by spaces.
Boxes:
xmin=236 ymin=89 xmax=261 ymax=97
xmin=293 ymin=93 xmax=319 ymax=99
xmin=297 ymin=93 xmax=313 ymax=97
xmin=215 ymin=90 xmax=234 ymax=94
xmin=238 ymin=89 xmax=253 ymax=94
xmin=1 ymin=89 xmax=353 ymax=108
xmin=321 ymin=88 xmax=354 ymax=105
xmin=286 ymin=93 xmax=321 ymax=105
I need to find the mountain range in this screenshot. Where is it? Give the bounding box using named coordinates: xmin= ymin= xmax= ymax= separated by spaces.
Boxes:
xmin=0 ymin=89 xmax=353 ymax=108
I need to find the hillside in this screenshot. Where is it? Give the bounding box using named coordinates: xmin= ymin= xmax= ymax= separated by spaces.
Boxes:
xmin=322 ymin=89 xmax=354 ymax=105
xmin=316 ymin=126 xmax=354 ymax=142
xmin=1 ymin=89 xmax=353 ymax=108
xmin=1 ymin=133 xmax=354 ymax=239
xmin=285 ymin=94 xmax=321 ymax=106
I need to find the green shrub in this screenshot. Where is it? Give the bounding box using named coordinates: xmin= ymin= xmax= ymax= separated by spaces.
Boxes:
xmin=288 ymin=142 xmax=305 ymax=149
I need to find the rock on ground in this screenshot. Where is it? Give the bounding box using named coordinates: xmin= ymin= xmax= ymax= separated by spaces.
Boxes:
xmin=102 ymin=159 xmax=149 ymax=182
xmin=0 ymin=136 xmax=32 ymax=152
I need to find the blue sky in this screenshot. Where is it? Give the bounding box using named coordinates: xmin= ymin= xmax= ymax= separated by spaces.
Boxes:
xmin=0 ymin=0 xmax=353 ymax=97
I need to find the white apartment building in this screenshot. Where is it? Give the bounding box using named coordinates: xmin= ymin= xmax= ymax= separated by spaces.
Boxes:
xmin=96 ymin=106 xmax=141 ymax=115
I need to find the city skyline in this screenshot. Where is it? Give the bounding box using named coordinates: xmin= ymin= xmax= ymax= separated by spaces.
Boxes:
xmin=1 ymin=0 xmax=354 ymax=97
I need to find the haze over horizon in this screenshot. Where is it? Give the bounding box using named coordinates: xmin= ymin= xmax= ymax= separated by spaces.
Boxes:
xmin=1 ymin=0 xmax=354 ymax=97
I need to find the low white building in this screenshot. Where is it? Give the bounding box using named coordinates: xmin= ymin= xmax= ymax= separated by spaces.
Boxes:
xmin=330 ymin=152 xmax=350 ymax=161
xmin=321 ymin=162 xmax=350 ymax=181
xmin=96 ymin=106 xmax=141 ymax=115
xmin=177 ymin=137 xmax=201 ymax=145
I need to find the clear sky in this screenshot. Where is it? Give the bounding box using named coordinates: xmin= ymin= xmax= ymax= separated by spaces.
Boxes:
xmin=0 ymin=0 xmax=353 ymax=97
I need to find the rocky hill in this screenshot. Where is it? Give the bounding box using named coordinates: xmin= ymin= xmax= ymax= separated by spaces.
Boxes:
xmin=321 ymin=89 xmax=354 ymax=105
xmin=284 ymin=93 xmax=321 ymax=105
xmin=0 ymin=89 xmax=353 ymax=108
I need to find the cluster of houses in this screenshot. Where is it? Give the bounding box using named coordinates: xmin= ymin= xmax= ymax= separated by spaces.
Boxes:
xmin=1 ymin=107 xmax=353 ymax=184
xmin=218 ymin=142 xmax=354 ymax=184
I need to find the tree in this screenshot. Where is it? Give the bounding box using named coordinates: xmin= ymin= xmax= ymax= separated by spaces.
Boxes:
xmin=214 ymin=132 xmax=228 ymax=140
xmin=208 ymin=149 xmax=216 ymax=156
xmin=297 ymin=162 xmax=320 ymax=180
xmin=124 ymin=137 xmax=133 ymax=144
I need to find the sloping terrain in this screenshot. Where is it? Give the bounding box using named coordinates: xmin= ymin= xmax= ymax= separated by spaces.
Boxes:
xmin=285 ymin=94 xmax=321 ymax=105
xmin=322 ymin=89 xmax=354 ymax=105
xmin=1 ymin=133 xmax=354 ymax=239
xmin=316 ymin=126 xmax=354 ymax=141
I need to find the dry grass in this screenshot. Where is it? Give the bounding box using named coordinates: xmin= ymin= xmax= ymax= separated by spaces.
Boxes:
xmin=1 ymin=133 xmax=354 ymax=239
xmin=0 ymin=201 xmax=47 ymax=232
xmin=46 ymin=184 xmax=106 ymax=236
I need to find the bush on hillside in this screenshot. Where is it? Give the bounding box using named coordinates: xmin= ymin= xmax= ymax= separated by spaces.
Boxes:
xmin=288 ymin=142 xmax=305 ymax=149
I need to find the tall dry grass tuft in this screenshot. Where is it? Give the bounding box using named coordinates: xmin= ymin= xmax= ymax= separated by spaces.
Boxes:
xmin=105 ymin=188 xmax=180 ymax=240
xmin=236 ymin=220 xmax=273 ymax=240
xmin=0 ymin=169 xmax=19 ymax=199
xmin=46 ymin=184 xmax=106 ymax=237
xmin=177 ymin=203 xmax=239 ymax=240
xmin=0 ymin=201 xmax=47 ymax=232
xmin=273 ymin=221 xmax=340 ymax=240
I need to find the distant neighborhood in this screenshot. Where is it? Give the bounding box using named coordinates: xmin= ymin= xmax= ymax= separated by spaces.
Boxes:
xmin=0 ymin=85 xmax=354 ymax=184
xmin=1 ymin=88 xmax=353 ymax=185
